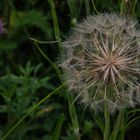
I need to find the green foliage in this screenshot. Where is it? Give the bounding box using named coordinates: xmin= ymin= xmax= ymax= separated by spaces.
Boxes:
xmin=0 ymin=41 xmax=17 ymax=51
xmin=0 ymin=62 xmax=56 ymax=139
xmin=0 ymin=0 xmax=140 ymax=140
xmin=10 ymin=10 xmax=53 ymax=39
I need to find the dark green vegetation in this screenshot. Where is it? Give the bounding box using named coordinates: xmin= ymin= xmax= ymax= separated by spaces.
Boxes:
xmin=0 ymin=0 xmax=140 ymax=140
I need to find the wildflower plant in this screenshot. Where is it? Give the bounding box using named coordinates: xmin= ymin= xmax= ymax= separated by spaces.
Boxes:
xmin=60 ymin=13 xmax=140 ymax=113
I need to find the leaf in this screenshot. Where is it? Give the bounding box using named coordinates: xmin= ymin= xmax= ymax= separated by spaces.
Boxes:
xmin=82 ymin=120 xmax=94 ymax=135
xmin=94 ymin=114 xmax=104 ymax=135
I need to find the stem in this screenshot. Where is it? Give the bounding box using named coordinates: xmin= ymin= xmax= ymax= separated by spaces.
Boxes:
xmin=120 ymin=0 xmax=137 ymax=16
xmin=103 ymin=101 xmax=110 ymax=140
xmin=33 ymin=42 xmax=62 ymax=81
xmin=48 ymin=1 xmax=80 ymax=139
xmin=131 ymin=0 xmax=137 ymax=16
xmin=67 ymin=94 xmax=80 ymax=140
xmin=1 ymin=84 xmax=65 ymax=140
xmin=48 ymin=0 xmax=64 ymax=56
xmin=85 ymin=0 xmax=90 ymax=16
xmin=91 ymin=0 xmax=100 ymax=14
xmin=120 ymin=0 xmax=125 ymax=15
xmin=110 ymin=110 xmax=125 ymax=140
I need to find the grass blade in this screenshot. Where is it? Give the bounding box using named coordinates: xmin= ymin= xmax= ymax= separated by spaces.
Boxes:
xmin=110 ymin=110 xmax=125 ymax=140
xmin=103 ymin=102 xmax=110 ymax=140
xmin=94 ymin=114 xmax=104 ymax=135
xmin=85 ymin=0 xmax=90 ymax=16
xmin=67 ymin=94 xmax=80 ymax=140
xmin=32 ymin=41 xmax=62 ymax=81
xmin=52 ymin=114 xmax=65 ymax=140
xmin=48 ymin=0 xmax=64 ymax=55
xmin=1 ymin=83 xmax=65 ymax=140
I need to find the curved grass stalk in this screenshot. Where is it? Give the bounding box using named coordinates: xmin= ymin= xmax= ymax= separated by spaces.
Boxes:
xmin=47 ymin=1 xmax=80 ymax=139
xmin=1 ymin=83 xmax=65 ymax=140
xmin=48 ymin=0 xmax=64 ymax=56
xmin=91 ymin=0 xmax=100 ymax=14
xmin=29 ymin=37 xmax=59 ymax=44
xmin=32 ymin=41 xmax=62 ymax=81
xmin=31 ymin=29 xmax=81 ymax=140
xmin=126 ymin=115 xmax=140 ymax=129
xmin=110 ymin=110 xmax=125 ymax=140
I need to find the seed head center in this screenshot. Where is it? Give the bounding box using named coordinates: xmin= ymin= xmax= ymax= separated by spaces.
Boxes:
xmin=106 ymin=56 xmax=116 ymax=67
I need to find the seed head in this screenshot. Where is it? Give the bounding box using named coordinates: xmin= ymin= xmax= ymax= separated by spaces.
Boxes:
xmin=60 ymin=13 xmax=140 ymax=112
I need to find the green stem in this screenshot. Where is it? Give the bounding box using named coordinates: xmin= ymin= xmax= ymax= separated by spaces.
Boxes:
xmin=94 ymin=114 xmax=104 ymax=135
xmin=1 ymin=84 xmax=65 ymax=140
xmin=120 ymin=0 xmax=125 ymax=15
xmin=85 ymin=0 xmax=90 ymax=16
xmin=91 ymin=0 xmax=100 ymax=14
xmin=110 ymin=110 xmax=125 ymax=140
xmin=126 ymin=115 xmax=140 ymax=129
xmin=67 ymin=94 xmax=80 ymax=140
xmin=52 ymin=114 xmax=65 ymax=140
xmin=32 ymin=41 xmax=62 ymax=81
xmin=120 ymin=0 xmax=137 ymax=16
xmin=103 ymin=102 xmax=110 ymax=140
xmin=131 ymin=0 xmax=137 ymax=16
xmin=48 ymin=1 xmax=80 ymax=140
xmin=29 ymin=37 xmax=59 ymax=44
xmin=48 ymin=0 xmax=64 ymax=56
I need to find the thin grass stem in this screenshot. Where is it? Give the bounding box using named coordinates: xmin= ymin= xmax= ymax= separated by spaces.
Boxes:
xmin=48 ymin=0 xmax=64 ymax=55
xmin=103 ymin=101 xmax=110 ymax=140
xmin=1 ymin=83 xmax=65 ymax=140
xmin=32 ymin=41 xmax=62 ymax=81
xmin=85 ymin=0 xmax=90 ymax=16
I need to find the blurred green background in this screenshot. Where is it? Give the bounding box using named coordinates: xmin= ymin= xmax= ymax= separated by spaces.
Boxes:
xmin=0 ymin=0 xmax=140 ymax=140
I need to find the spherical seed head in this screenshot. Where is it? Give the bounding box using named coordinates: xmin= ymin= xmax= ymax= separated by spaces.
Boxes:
xmin=60 ymin=13 xmax=140 ymax=113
